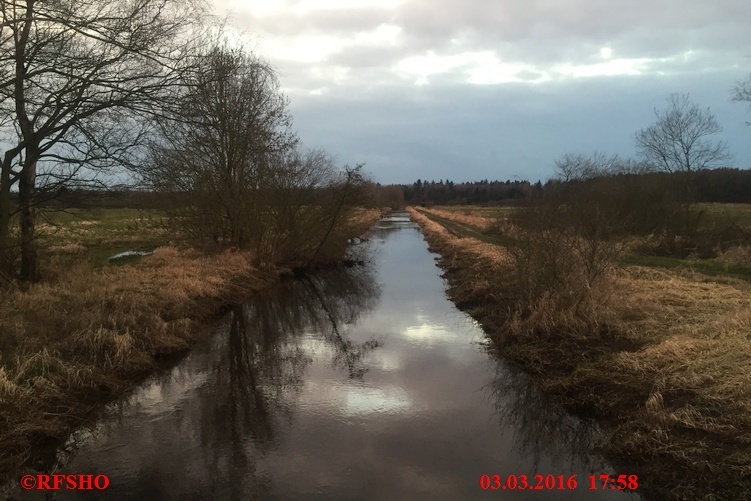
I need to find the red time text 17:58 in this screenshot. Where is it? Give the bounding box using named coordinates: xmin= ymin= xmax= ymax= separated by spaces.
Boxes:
xmin=479 ymin=473 xmax=638 ymax=491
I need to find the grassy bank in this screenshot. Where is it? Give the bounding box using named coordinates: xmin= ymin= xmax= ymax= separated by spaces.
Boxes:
xmin=0 ymin=207 xmax=381 ymax=481
xmin=409 ymin=207 xmax=751 ymax=501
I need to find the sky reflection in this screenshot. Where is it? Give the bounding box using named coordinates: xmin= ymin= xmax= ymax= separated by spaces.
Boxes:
xmin=6 ymin=213 xmax=642 ymax=501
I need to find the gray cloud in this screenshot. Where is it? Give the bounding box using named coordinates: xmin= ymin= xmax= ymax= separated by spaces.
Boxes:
xmin=327 ymin=44 xmax=405 ymax=69
xmin=238 ymin=6 xmax=393 ymax=37
xmin=394 ymin=0 xmax=750 ymax=54
xmin=290 ymin=71 xmax=751 ymax=183
xmin=215 ymin=0 xmax=751 ymax=183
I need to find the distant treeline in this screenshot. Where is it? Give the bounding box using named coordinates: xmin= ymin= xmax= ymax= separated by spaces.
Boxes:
xmin=23 ymin=166 xmax=751 ymax=211
xmin=693 ymin=168 xmax=751 ymax=203
xmin=400 ymin=167 xmax=751 ymax=205
xmin=29 ymin=183 xmax=404 ymax=211
xmin=402 ymin=179 xmax=540 ymax=205
xmin=14 ymin=187 xmax=171 ymax=210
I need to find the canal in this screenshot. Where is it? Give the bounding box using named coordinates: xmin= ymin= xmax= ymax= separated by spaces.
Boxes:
xmin=12 ymin=212 xmax=642 ymax=500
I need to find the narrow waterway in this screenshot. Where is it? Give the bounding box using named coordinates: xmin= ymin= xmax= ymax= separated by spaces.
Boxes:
xmin=15 ymin=212 xmax=643 ymax=500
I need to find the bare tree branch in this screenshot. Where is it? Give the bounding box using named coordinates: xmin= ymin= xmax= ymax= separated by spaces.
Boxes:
xmin=0 ymin=0 xmax=208 ymax=279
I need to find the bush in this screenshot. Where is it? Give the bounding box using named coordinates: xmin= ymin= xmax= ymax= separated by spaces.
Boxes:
xmin=509 ymin=201 xmax=620 ymax=321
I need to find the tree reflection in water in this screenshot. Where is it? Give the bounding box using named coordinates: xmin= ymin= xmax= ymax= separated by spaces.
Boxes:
xmin=34 ymin=261 xmax=383 ymax=501
xmin=200 ymin=262 xmax=382 ymax=499
xmin=301 ymin=273 xmax=382 ymax=379
xmin=484 ymin=350 xmax=610 ymax=474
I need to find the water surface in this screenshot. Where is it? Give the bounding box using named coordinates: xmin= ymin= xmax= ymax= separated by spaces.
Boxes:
xmin=19 ymin=212 xmax=642 ymax=500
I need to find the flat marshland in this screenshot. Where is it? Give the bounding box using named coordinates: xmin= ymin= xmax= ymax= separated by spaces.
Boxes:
xmin=410 ymin=205 xmax=751 ymax=501
xmin=0 ymin=207 xmax=381 ymax=481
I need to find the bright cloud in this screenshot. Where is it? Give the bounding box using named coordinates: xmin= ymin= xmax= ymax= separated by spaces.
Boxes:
xmin=293 ymin=0 xmax=404 ymax=12
xmin=556 ymin=57 xmax=653 ymax=78
xmin=394 ymin=50 xmax=547 ymax=85
xmin=211 ymin=0 xmax=751 ymax=183
xmin=261 ymin=24 xmax=401 ymax=67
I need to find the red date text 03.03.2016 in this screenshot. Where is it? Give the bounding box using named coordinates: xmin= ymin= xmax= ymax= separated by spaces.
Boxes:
xmin=479 ymin=474 xmax=639 ymax=492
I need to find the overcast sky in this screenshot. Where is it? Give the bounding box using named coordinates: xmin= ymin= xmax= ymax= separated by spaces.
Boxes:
xmin=212 ymin=0 xmax=751 ymax=184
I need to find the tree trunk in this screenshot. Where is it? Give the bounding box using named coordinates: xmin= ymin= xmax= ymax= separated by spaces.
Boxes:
xmin=14 ymin=0 xmax=38 ymax=281
xmin=0 ymin=158 xmax=11 ymax=277
xmin=19 ymin=158 xmax=38 ymax=282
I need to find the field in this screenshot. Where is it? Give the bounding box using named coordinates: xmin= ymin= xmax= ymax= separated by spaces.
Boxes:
xmin=418 ymin=204 xmax=751 ymax=281
xmin=36 ymin=208 xmax=169 ymax=268
xmin=410 ymin=204 xmax=751 ymax=501
xmin=429 ymin=205 xmax=519 ymax=219
xmin=695 ymin=202 xmax=751 ymax=228
xmin=432 ymin=202 xmax=751 ymax=226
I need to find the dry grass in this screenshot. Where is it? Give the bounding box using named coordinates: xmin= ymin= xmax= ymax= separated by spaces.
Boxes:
xmin=604 ymin=268 xmax=751 ymax=498
xmin=408 ymin=205 xmax=751 ymax=500
xmin=409 ymin=208 xmax=510 ymax=264
xmin=716 ymin=244 xmax=751 ymax=265
xmin=420 ymin=207 xmax=497 ymax=232
xmin=46 ymin=243 xmax=86 ymax=255
xmin=352 ymin=207 xmax=383 ymax=224
xmin=611 ymin=268 xmax=751 ymax=449
xmin=0 ymin=206 xmax=383 ymax=481
xmin=0 ymin=246 xmax=281 ymax=479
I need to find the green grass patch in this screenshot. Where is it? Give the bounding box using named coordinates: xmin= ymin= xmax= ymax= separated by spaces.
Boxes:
xmin=696 ymin=203 xmax=751 ymax=229
xmin=36 ymin=208 xmax=169 ymax=267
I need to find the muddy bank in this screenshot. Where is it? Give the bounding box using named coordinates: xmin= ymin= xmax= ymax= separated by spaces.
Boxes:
xmin=408 ymin=207 xmax=751 ymax=501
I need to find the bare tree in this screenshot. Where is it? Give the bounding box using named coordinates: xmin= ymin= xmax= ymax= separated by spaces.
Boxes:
xmin=147 ymin=44 xmax=297 ymax=253
xmin=634 ymin=93 xmax=731 ymax=209
xmin=733 ymin=74 xmax=751 ymax=124
xmin=554 ymin=152 xmax=621 ymax=182
xmin=0 ymin=0 xmax=205 ymax=280
xmin=147 ymin=43 xmax=369 ymax=267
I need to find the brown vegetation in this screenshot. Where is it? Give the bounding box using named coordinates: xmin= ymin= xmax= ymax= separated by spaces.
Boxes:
xmin=0 ymin=207 xmax=381 ymax=482
xmin=0 ymin=247 xmax=277 ymax=479
xmin=419 ymin=207 xmax=497 ymax=232
xmin=410 ymin=206 xmax=751 ymax=501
